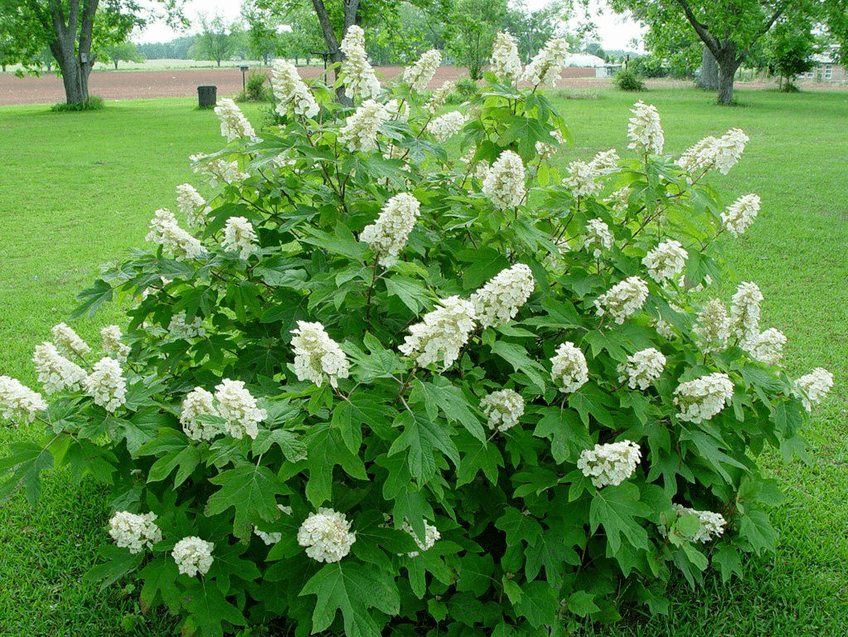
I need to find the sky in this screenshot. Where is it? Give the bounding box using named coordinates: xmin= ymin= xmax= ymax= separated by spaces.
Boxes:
xmin=134 ymin=0 xmax=645 ymax=52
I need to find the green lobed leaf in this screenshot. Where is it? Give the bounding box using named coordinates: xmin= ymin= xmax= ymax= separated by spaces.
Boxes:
xmin=182 ymin=579 xmax=246 ymax=637
xmin=588 ymin=482 xmax=651 ymax=553
xmin=205 ymin=464 xmax=287 ymax=539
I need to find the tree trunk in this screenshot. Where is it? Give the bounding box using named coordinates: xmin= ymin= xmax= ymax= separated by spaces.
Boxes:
xmin=46 ymin=0 xmax=99 ymax=105
xmin=697 ymin=48 xmax=718 ymax=89
xmin=310 ymin=0 xmax=359 ymax=105
xmin=716 ymin=53 xmax=738 ymax=105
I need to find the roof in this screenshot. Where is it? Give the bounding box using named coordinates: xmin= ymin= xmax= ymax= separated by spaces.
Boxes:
xmin=566 ymin=53 xmax=607 ymax=68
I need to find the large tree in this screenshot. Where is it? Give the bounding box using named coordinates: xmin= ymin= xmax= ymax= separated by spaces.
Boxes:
xmin=443 ymin=0 xmax=508 ymax=79
xmin=0 ymin=0 xmax=182 ymax=105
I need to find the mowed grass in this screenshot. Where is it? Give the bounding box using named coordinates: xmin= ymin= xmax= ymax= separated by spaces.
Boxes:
xmin=0 ymin=86 xmax=846 ymax=634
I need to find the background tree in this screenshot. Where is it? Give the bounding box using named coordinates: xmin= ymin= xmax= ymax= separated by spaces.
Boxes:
xmin=503 ymin=0 xmax=569 ymax=63
xmin=136 ymin=35 xmax=194 ymax=60
xmin=757 ymin=17 xmax=817 ymax=88
xmin=444 ymin=0 xmax=508 ymax=79
xmin=0 ymin=0 xmax=183 ymax=105
xmin=190 ymin=13 xmax=234 ymax=66
xmin=100 ymin=40 xmax=144 ymax=69
xmin=244 ymin=0 xmax=282 ymax=64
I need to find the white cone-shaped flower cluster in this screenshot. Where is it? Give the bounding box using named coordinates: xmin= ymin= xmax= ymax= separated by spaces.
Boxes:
xmin=222 ymin=216 xmax=259 ymax=260
xmin=101 ymin=325 xmax=130 ymax=362
xmin=180 ymin=388 xmax=219 ymax=441
xmin=291 ymin=321 xmax=350 ymax=389
xmin=214 ymin=379 xmax=265 ymax=440
xmin=577 ymin=440 xmax=642 ymax=488
xmin=360 ymin=193 xmax=420 ymax=266
xmin=146 ymin=209 xmax=207 ymax=261
xmin=33 ymin=342 xmax=87 ymax=394
xmin=470 ymin=263 xmax=535 ymax=328
xmin=564 ymin=160 xmax=601 ymax=197
xmin=172 ymin=536 xmax=214 ymax=577
xmin=627 ymin=101 xmax=664 ymax=154
xmin=618 ymin=348 xmax=666 ymax=390
xmin=491 ymin=32 xmax=523 ymax=82
xmin=480 ymin=389 xmax=525 ymax=432
xmin=51 ymin=322 xmax=91 ymax=357
xmin=794 ymin=368 xmax=834 ymax=412
xmin=550 ymin=342 xmax=589 ymax=393
xmin=429 ymin=111 xmax=466 ymax=142
xmin=401 ymin=518 xmax=440 ymax=557
xmin=673 ymin=372 xmax=734 ymax=423
xmin=595 ymin=277 xmax=649 ymax=324
xmin=672 ymin=504 xmax=727 ymax=543
xmin=677 ymin=128 xmax=748 ymax=175
xmin=340 ymin=25 xmax=381 ymax=100
xmin=83 ymin=357 xmax=126 ymax=413
xmin=643 ymin=239 xmax=688 ymax=284
xmin=0 ymin=376 xmax=47 ymax=424
xmin=190 ymin=155 xmax=249 ymax=186
xmin=535 ymin=129 xmax=565 ymax=161
xmin=721 ymin=194 xmax=760 ymax=237
xmin=271 ymin=58 xmax=319 ymax=118
xmin=176 ymin=183 xmax=208 ymax=228
xmin=589 ymin=149 xmax=620 ymax=174
xmin=298 ymin=507 xmax=356 ymax=563
xmin=339 ymin=99 xmax=391 ymax=153
xmin=521 ymin=37 xmax=569 ymax=88
xmin=167 ymin=313 xmax=206 ymax=342
xmin=482 ymin=150 xmax=526 ymax=209
xmin=214 ymin=98 xmax=258 ymax=143
xmin=403 ymin=49 xmax=441 ymax=91
xmin=694 ymin=298 xmax=731 ymax=352
xmin=399 ymin=296 xmax=477 ymax=370
xmin=729 ymin=282 xmax=763 ymax=345
xmin=583 ymin=219 xmax=614 ymax=258
xmin=747 ymin=327 xmax=786 ymax=365
xmin=108 ymin=511 xmax=162 ymax=554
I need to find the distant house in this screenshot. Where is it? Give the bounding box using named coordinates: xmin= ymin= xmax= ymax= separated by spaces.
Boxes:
xmin=797 ymin=47 xmax=846 ymax=83
xmin=566 ymin=53 xmax=622 ymax=79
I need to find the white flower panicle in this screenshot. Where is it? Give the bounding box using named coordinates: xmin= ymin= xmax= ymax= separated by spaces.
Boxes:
xmin=271 ymin=58 xmax=320 ymax=119
xmin=490 ymin=32 xmax=523 ymax=82
xmin=425 ymin=81 xmax=454 ymax=115
xmin=721 ymin=194 xmax=760 ymax=237
xmin=595 ymin=277 xmax=649 ymax=324
xmin=0 ymin=376 xmax=47 ymax=424
xmin=674 ymin=373 xmax=734 ymax=423
xmin=32 ymin=342 xmax=87 ymax=394
xmin=403 ymin=49 xmax=442 ymax=91
xmin=146 ymin=209 xmax=207 ymax=261
xmin=627 ymin=101 xmax=664 ymax=154
xmin=175 ymin=183 xmax=209 ymax=227
xmin=729 ymin=282 xmax=763 ymax=345
xmin=564 ymin=160 xmax=601 ymax=197
xmin=577 ymin=441 xmax=642 ymax=488
xmin=222 ymin=216 xmax=259 ymax=260
xmin=108 ymin=511 xmax=162 ymax=554
xmin=429 ymin=111 xmax=466 ymax=142
xmin=360 ymin=193 xmax=421 ymax=266
xmin=338 ymin=99 xmax=391 ymax=153
xmin=83 ymin=357 xmax=127 ymax=413
xmin=401 ymin=519 xmax=440 ymax=557
xmin=51 ymin=322 xmax=91 ymax=357
xmin=480 ymin=389 xmax=525 ymax=432
xmin=694 ymin=299 xmax=731 ymax=352
xmin=470 ymin=263 xmax=535 ymax=328
xmin=298 ymin=507 xmax=356 ymax=563
xmin=291 ymin=321 xmax=350 ymax=389
xmin=521 ymin=37 xmax=569 ymax=88
xmin=747 ymin=328 xmax=786 ymax=366
xmin=101 ymin=325 xmax=130 ymax=362
xmin=172 ymin=536 xmax=214 ymax=577
xmin=180 ymin=388 xmax=219 ymax=441
xmin=399 ymin=296 xmax=477 ymax=369
xmin=605 ymin=186 xmax=632 ymax=215
xmin=589 ymin=149 xmax=620 ymax=174
xmin=214 ymin=379 xmax=265 ymax=440
xmin=535 ymin=129 xmax=565 ymax=161
xmin=677 ymin=135 xmax=718 ymax=174
xmin=190 ymin=155 xmax=249 ymax=186
xmin=714 ymin=128 xmax=749 ymax=174
xmin=340 ymin=25 xmax=382 ymax=100
xmin=643 ymin=239 xmax=688 ymax=284
xmin=550 ymin=342 xmax=589 ymax=393
xmin=167 ymin=312 xmax=206 ymax=341
xmin=385 ymin=98 xmax=409 ymax=121
xmin=794 ymin=368 xmax=834 ymax=412
xmin=618 ymin=348 xmax=666 ymax=390
xmin=672 ymin=504 xmax=727 ymax=543
xmin=482 ymin=150 xmax=526 ymax=209
xmin=214 ymin=98 xmax=258 ymax=143
xmin=583 ymin=218 xmax=614 ymax=258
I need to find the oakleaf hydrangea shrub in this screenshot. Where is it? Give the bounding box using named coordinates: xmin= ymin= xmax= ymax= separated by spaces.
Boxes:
xmin=0 ymin=29 xmax=834 ymax=637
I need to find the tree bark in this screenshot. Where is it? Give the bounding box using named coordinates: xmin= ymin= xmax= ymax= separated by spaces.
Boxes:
xmin=716 ymin=52 xmax=740 ymax=105
xmin=697 ymin=47 xmax=718 ymax=89
xmin=43 ymin=0 xmax=99 ymax=104
xmin=310 ymin=0 xmax=358 ymax=105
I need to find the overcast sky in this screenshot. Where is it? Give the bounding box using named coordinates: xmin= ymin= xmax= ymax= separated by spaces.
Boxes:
xmin=134 ymin=0 xmax=645 ymax=52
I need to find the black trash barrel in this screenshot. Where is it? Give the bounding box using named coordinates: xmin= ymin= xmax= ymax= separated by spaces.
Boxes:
xmin=197 ymin=85 xmax=217 ymax=108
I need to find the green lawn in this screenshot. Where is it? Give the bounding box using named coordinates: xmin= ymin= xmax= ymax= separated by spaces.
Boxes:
xmin=0 ymin=87 xmax=845 ymax=635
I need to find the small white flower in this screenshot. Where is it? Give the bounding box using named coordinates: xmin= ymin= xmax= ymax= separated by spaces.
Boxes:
xmin=222 ymin=216 xmax=259 ymax=260
xmin=428 ymin=111 xmax=466 ymax=142
xmin=746 ymin=328 xmax=786 ymax=366
xmin=721 ymin=194 xmax=760 ymax=237
xmin=577 ymin=441 xmax=642 ymax=488
xmin=400 ymin=518 xmax=440 ymax=557
xmin=146 ymin=209 xmax=206 ymax=261
xmin=627 ymin=101 xmax=664 ymax=154
xmin=51 ymin=322 xmax=91 ymax=357
xmin=338 ymin=99 xmax=391 ymax=153
xmin=359 ymin=193 xmax=420 ymax=266
xmin=618 ymin=348 xmax=666 ymax=390
xmin=180 ymin=388 xmax=219 ymax=441
xmin=490 ymin=32 xmax=523 ymax=82
xmin=794 ymin=368 xmax=834 ymax=412
xmin=172 ymin=536 xmax=214 ymax=577
xmin=671 ymin=504 xmax=727 ymax=543
xmin=271 ymin=58 xmax=319 ymax=118
xmin=214 ymin=98 xmax=258 ymax=143
xmin=109 ymin=511 xmax=162 ymax=554
xmin=482 ymin=150 xmax=526 ymax=210
xmin=214 ymin=379 xmax=266 ymax=440
xmin=564 ymin=160 xmax=601 ymax=197
xmin=595 ymin=277 xmax=649 ymax=324
xmin=582 ymin=219 xmax=614 ymax=258
xmin=470 ymin=263 xmax=535 ymax=328
xmin=0 ymin=376 xmax=47 ymax=424
xmin=340 ymin=25 xmax=382 ymax=100
xmin=290 ymin=321 xmax=350 ymax=389
xmin=480 ymin=389 xmax=524 ymax=432
xmin=550 ymin=342 xmax=588 ymax=394
xmin=175 ymin=183 xmax=209 ymax=228
xmin=101 ymin=325 xmax=130 ymax=363
xmin=167 ymin=313 xmax=206 ymax=341
xmin=32 ymin=342 xmax=87 ymax=394
xmin=643 ymin=240 xmax=688 ymax=284
xmin=399 ymin=296 xmax=477 ymax=370
xmin=298 ymin=507 xmax=356 ymax=563
xmin=694 ymin=299 xmax=731 ymax=352
xmin=424 ymin=81 xmax=454 ymax=115
xmin=403 ymin=49 xmax=442 ymax=91
xmin=521 ymin=37 xmax=569 ymax=88
xmin=83 ymin=357 xmax=127 ymax=413
xmin=674 ymin=372 xmax=734 ymax=423
xmin=729 ymin=282 xmax=763 ymax=346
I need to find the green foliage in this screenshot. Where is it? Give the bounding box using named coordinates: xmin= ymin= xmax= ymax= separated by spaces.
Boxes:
xmin=446 ymin=77 xmax=480 ymax=104
xmin=615 ymin=69 xmax=647 ymax=91
xmin=50 ymin=96 xmax=105 ymax=111
xmin=0 ymin=42 xmax=831 ymax=637
xmin=238 ymin=73 xmax=271 ymax=102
